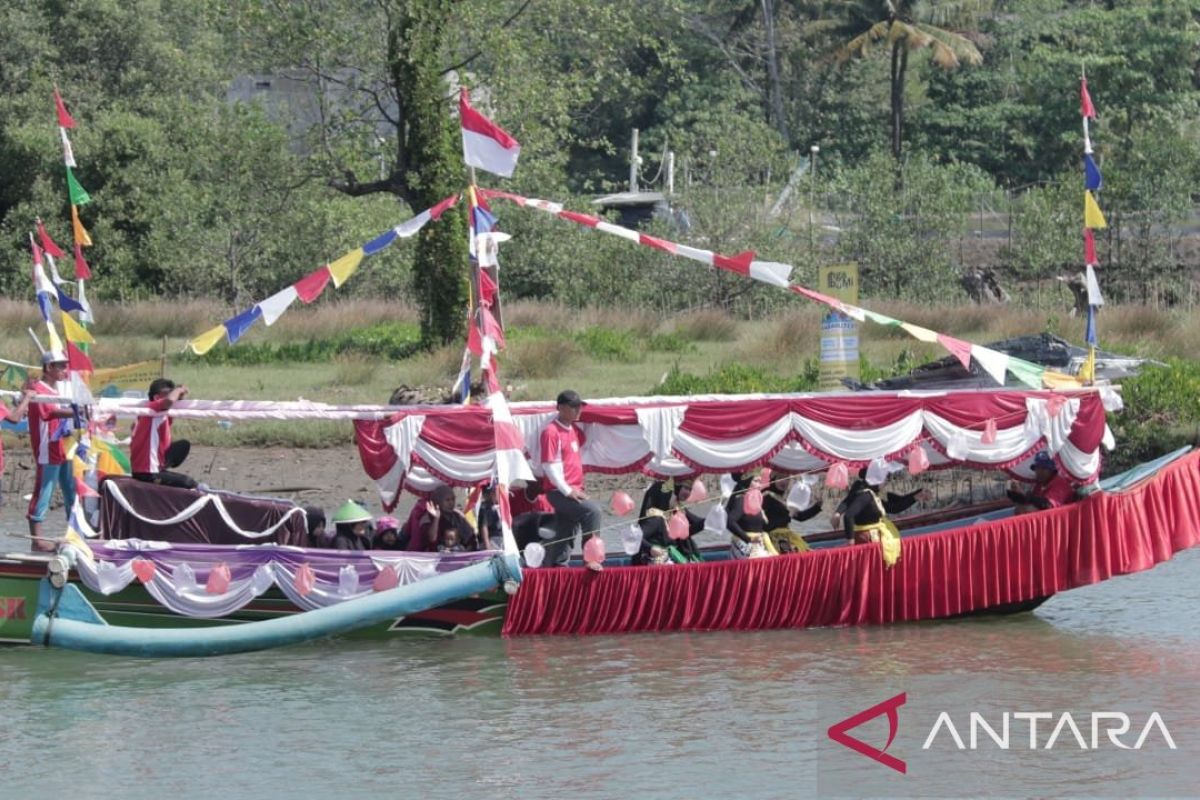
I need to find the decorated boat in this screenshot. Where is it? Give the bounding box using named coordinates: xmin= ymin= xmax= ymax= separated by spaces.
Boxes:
xmin=5 ymin=82 xmax=1192 ymax=656
xmin=5 ymin=385 xmax=1200 ymax=655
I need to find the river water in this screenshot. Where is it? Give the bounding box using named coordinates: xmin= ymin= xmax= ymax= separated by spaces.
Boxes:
xmin=1 ymin=540 xmax=1198 ymax=799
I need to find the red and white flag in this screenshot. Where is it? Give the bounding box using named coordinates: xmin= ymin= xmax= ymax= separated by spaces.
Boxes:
xmin=460 ymin=89 xmax=520 ymax=178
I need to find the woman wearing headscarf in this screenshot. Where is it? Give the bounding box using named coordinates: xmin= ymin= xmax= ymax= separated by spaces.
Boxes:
xmin=725 ymin=472 xmax=777 ymax=559
xmin=839 ymin=466 xmax=927 ymax=567
xmin=761 ymin=476 xmax=822 ymax=554
xmin=635 ymin=479 xmax=704 ymax=565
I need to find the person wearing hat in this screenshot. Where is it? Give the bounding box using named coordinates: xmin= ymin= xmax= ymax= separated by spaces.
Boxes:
xmin=24 ymin=352 xmax=78 ymax=551
xmin=131 ymin=378 xmax=194 ymax=489
xmin=1007 ymin=451 xmax=1075 ymax=514
xmin=539 ymin=389 xmax=604 ymax=569
xmin=330 ymin=500 xmax=373 ymax=551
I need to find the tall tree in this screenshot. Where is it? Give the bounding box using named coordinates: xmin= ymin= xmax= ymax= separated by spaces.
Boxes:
xmin=836 ymin=1 xmax=990 ymax=160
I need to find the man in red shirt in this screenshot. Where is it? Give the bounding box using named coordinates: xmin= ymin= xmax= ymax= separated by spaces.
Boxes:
xmin=131 ymin=378 xmax=191 ymax=486
xmin=26 ymin=352 xmax=78 ymax=550
xmin=539 ymin=389 xmax=603 ymax=569
xmin=1008 ymin=451 xmax=1075 ymax=514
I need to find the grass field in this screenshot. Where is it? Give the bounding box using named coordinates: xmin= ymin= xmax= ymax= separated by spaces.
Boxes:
xmin=3 ymin=297 xmax=1197 ymax=449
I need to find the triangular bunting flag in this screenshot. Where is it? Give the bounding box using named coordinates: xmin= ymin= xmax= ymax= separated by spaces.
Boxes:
xmin=257 ymin=286 xmax=298 ymax=326
xmin=1007 ymin=358 xmax=1044 ymax=389
xmin=188 ymin=325 xmax=227 ymax=355
xmin=56 ymin=286 xmax=84 ymax=314
xmin=66 ymin=167 xmax=91 ymax=205
xmin=60 ymin=127 xmax=76 ymax=168
xmin=67 ymin=341 xmax=94 ymax=374
xmin=223 ymin=305 xmax=263 ymax=345
xmin=1085 ymin=264 xmax=1104 ymax=307
xmin=54 ymin=87 xmax=77 ymax=128
xmin=971 ymin=346 xmax=1010 ymax=386
xmin=863 ymin=310 xmax=900 ymax=326
xmin=1083 ymin=229 xmax=1097 ymax=266
xmin=327 ymin=249 xmax=364 ymax=287
xmin=362 ymin=229 xmax=397 ymax=256
xmin=46 ymin=323 xmax=65 ymax=355
xmin=936 ymin=334 xmax=973 ymax=370
xmin=478 ymin=268 xmax=498 ymax=307
xmin=37 ymin=220 xmax=65 ymax=257
xmin=1084 ymin=191 xmax=1107 ymax=229
xmin=1083 ymin=153 xmax=1102 ymax=191
xmin=1080 ymin=77 xmax=1096 ymax=119
xmin=61 ymin=312 xmax=95 ymax=344
xmin=294 ymin=266 xmax=332 ymax=303
xmin=900 ymin=323 xmax=939 ymax=343
xmin=71 ymin=206 xmax=92 ymax=247
xmin=1085 ymin=304 xmax=1098 ymax=348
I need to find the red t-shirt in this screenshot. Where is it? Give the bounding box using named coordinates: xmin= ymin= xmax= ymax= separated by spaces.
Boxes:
xmin=540 ymin=420 xmax=584 ymax=494
xmin=130 ymin=397 xmax=172 ymax=474
xmin=1033 ymin=474 xmax=1075 ymax=508
xmin=509 ymin=486 xmax=552 ymax=516
xmin=27 ymin=380 xmax=65 ymax=466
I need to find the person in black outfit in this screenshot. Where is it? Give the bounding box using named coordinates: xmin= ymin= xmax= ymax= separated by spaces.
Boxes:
xmin=726 ymin=471 xmax=772 ymax=556
xmin=762 ymin=477 xmax=823 ymax=553
xmin=634 ymin=480 xmax=704 ymax=565
xmin=839 ymin=468 xmax=927 ymax=543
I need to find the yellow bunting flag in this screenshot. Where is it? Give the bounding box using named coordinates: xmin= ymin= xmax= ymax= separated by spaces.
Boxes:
xmin=61 ymin=311 xmax=95 ymax=344
xmin=328 ymin=249 xmax=365 ymax=288
xmin=899 ymin=322 xmax=939 ymax=343
xmin=72 ymin=205 xmax=92 ymax=247
xmin=46 ymin=324 xmax=64 ymax=355
xmin=189 ymin=325 xmax=227 ymax=355
xmin=1084 ymin=191 xmax=1107 ymax=229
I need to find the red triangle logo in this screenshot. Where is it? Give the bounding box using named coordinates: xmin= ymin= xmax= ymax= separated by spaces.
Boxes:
xmin=827 ymin=692 xmax=907 ymax=774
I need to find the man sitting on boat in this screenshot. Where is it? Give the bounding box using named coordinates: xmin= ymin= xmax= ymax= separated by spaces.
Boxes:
xmin=1007 ymin=451 xmax=1075 ymax=514
xmin=131 ymin=378 xmax=197 ymax=490
xmin=539 ymin=389 xmax=604 ymax=570
xmin=840 ymin=465 xmax=928 ymax=567
xmin=509 ymin=483 xmax=556 ymax=552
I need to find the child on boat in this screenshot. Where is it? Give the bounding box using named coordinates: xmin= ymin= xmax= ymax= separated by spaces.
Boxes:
xmin=330 ymin=500 xmax=373 ymax=551
xmin=372 ymin=515 xmax=406 ymax=550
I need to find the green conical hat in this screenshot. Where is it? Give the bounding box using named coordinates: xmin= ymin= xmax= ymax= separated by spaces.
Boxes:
xmin=331 ymin=499 xmax=371 ymax=524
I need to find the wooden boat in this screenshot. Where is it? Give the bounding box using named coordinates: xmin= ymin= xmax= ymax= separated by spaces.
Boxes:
xmin=3 ymin=388 xmax=1196 ymax=653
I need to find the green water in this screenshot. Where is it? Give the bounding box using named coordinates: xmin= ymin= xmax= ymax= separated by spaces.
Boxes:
xmin=2 ymin=548 xmax=1199 ymax=799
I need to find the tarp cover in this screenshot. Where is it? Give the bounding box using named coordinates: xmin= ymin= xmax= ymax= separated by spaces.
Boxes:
xmin=502 ymin=449 xmax=1200 ymax=636
xmin=100 ymin=477 xmax=308 ymax=546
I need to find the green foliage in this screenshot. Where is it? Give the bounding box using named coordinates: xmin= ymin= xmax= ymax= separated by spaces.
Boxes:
xmin=829 ymin=151 xmax=994 ymax=300
xmin=1105 ymin=359 xmax=1200 ymax=474
xmin=179 ymin=322 xmax=420 ymax=365
xmin=575 ymin=326 xmax=640 ymax=362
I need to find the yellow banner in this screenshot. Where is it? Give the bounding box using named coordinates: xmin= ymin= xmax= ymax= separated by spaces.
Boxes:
xmin=818 ymin=263 xmax=859 ymax=304
xmin=90 ymin=359 xmax=163 ymax=396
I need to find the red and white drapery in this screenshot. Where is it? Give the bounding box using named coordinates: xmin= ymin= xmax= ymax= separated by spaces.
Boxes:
xmin=353 ymin=388 xmax=1115 ymax=510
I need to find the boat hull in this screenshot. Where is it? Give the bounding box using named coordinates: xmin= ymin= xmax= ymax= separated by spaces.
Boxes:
xmin=5 ymin=449 xmax=1196 ymax=645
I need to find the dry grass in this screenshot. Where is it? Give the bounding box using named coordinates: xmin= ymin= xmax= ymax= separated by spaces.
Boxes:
xmin=502 ymin=300 xmax=576 ymax=332
xmin=763 ymin=308 xmax=825 ymax=358
xmin=579 ymin=306 xmax=661 ymax=338
xmin=397 ymin=344 xmax=466 ymax=387
xmin=508 ymin=338 xmax=580 ymax=379
xmin=331 ymin=356 xmax=376 ymax=387
xmin=269 ymin=300 xmax=416 ymax=342
xmin=671 ymin=308 xmax=739 ymax=342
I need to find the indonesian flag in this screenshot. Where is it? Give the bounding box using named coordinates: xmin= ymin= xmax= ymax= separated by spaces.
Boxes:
xmin=460 ymin=89 xmax=520 ymax=178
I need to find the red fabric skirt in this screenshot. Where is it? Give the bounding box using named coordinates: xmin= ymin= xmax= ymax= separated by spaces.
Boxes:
xmin=503 ymin=452 xmax=1200 ymax=636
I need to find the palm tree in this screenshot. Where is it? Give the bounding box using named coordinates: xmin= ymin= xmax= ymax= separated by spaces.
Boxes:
xmin=837 ymin=1 xmax=990 ymax=160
